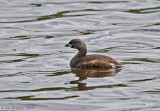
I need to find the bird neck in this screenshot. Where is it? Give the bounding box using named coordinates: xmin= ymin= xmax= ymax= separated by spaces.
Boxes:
xmin=70 ymin=46 xmax=87 ymax=67
xmin=76 ymin=47 xmax=87 ymax=58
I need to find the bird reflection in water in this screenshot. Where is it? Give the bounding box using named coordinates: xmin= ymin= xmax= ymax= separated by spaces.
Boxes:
xmin=69 ymin=68 xmax=122 ymax=91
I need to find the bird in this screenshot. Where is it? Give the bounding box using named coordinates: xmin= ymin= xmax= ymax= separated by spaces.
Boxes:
xmin=65 ymin=39 xmax=121 ymax=69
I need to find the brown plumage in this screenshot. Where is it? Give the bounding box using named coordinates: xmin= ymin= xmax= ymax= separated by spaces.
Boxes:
xmin=65 ymin=39 xmax=121 ymax=69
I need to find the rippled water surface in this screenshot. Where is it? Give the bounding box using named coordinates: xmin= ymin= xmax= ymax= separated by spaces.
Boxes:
xmin=0 ymin=0 xmax=160 ymax=111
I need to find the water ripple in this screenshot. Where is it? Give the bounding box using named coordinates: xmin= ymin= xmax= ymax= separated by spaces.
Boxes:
xmin=0 ymin=0 xmax=160 ymax=110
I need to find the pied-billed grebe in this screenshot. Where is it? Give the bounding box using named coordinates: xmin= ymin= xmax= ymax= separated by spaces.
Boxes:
xmin=65 ymin=39 xmax=122 ymax=69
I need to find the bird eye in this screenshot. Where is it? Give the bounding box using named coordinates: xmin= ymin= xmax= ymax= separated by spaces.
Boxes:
xmin=72 ymin=42 xmax=75 ymax=45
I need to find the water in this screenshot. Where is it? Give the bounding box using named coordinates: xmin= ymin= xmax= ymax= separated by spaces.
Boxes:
xmin=0 ymin=0 xmax=160 ymax=111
